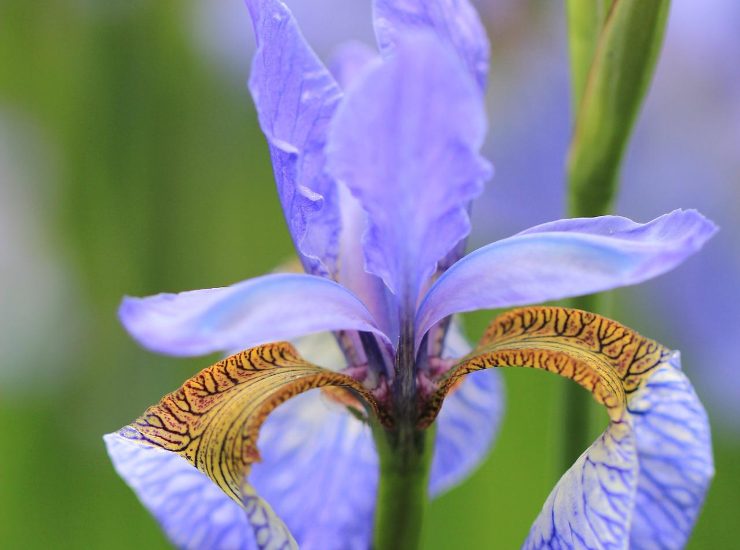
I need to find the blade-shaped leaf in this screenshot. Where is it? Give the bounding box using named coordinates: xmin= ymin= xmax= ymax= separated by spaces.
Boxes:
xmin=567 ymin=0 xmax=671 ymax=217
xmin=113 ymin=342 xmax=390 ymax=548
xmin=566 ymin=0 xmax=614 ymax=112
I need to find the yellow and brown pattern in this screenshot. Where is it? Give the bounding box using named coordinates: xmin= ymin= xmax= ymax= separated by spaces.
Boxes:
xmin=119 ymin=342 xmax=389 ymax=505
xmin=418 ymin=306 xmax=673 ymax=428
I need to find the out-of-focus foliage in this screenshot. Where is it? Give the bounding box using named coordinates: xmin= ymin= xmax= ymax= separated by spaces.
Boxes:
xmin=0 ymin=1 xmax=737 ymax=548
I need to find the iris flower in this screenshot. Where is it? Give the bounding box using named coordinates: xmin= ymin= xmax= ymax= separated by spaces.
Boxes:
xmin=106 ymin=1 xmax=716 ymax=548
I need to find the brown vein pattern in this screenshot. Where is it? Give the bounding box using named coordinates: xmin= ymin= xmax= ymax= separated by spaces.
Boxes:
xmin=418 ymin=306 xmax=673 ymax=428
xmin=118 ymin=342 xmax=388 ymax=506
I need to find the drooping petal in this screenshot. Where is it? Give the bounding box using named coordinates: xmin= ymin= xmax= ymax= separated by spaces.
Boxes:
xmin=251 ymin=392 xmax=378 ymax=550
xmin=373 ymin=0 xmax=490 ymax=90
xmin=627 ymin=355 xmax=714 ymax=549
xmin=119 ymin=273 xmax=390 ymax=356
xmin=246 ymin=0 xmax=342 ymax=275
xmin=525 ymin=421 xmax=639 ymax=548
xmin=106 ymin=343 xmax=390 ymax=548
xmin=326 ymin=32 xmax=491 ymax=312
xmin=420 ymin=307 xmax=713 ymax=548
xmin=416 ymin=210 xmax=717 ymax=349
xmin=105 ymin=434 xmax=257 ymax=550
xmin=429 ymin=319 xmax=503 ymax=496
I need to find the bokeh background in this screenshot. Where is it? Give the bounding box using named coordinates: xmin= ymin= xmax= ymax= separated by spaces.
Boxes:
xmin=1 ymin=0 xmax=738 ymax=548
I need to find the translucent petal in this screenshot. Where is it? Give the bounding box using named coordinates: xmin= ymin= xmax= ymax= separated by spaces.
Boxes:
xmin=416 ymin=210 xmax=717 ymax=349
xmin=326 ymin=32 xmax=491 ymax=310
xmin=246 ymin=0 xmax=342 ymax=275
xmin=119 ymin=273 xmax=389 ymax=356
xmin=373 ymin=0 xmax=490 ymax=90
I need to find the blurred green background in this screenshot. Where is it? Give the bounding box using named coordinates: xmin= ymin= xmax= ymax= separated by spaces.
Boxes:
xmin=0 ymin=1 xmax=738 ymax=548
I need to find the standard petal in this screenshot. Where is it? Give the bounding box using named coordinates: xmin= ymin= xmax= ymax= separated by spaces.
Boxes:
xmin=327 ymin=41 xmax=379 ymax=90
xmin=105 ymin=433 xmax=257 ymax=550
xmin=627 ymin=355 xmax=714 ymax=549
xmin=326 ymin=33 xmax=491 ymax=311
xmin=119 ymin=273 xmax=389 ymax=356
xmin=373 ymin=0 xmax=490 ymax=90
xmin=246 ymin=0 xmax=342 ymax=275
xmin=251 ymin=391 xmax=378 ymax=550
xmin=416 ymin=210 xmax=717 ymax=348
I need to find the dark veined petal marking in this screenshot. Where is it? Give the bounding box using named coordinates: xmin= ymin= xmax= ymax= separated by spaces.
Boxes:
xmin=419 ymin=307 xmax=712 ymax=549
xmin=115 ymin=342 xmax=391 ymax=549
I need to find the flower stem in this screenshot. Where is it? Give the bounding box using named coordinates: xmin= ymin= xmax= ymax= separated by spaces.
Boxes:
xmin=372 ymin=424 xmax=434 ymax=550
xmin=562 ymin=293 xmax=605 ymax=470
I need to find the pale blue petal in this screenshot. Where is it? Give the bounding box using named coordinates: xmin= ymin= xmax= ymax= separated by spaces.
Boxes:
xmin=416 ymin=210 xmax=717 ymax=349
xmin=119 ymin=273 xmax=389 ymax=356
xmin=430 ymin=320 xmax=503 ymax=496
xmin=327 ymin=42 xmax=399 ymax=340
xmin=525 ymin=353 xmax=713 ymax=549
xmin=525 ymin=421 xmax=639 ymax=549
xmin=326 ymin=32 xmax=491 ymax=311
xmin=246 ymin=0 xmax=342 ymax=275
xmin=328 ymin=41 xmax=379 ymax=90
xmin=431 ymin=370 xmax=503 ymax=496
xmin=373 ymin=0 xmax=490 ymax=90
xmin=251 ymin=391 xmax=378 ymax=550
xmin=105 ymin=434 xmax=257 ymax=549
xmin=627 ymin=355 xmax=714 ymax=549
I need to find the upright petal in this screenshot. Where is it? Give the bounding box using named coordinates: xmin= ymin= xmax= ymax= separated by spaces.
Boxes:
xmin=420 ymin=307 xmax=713 ymax=549
xmin=326 ymin=33 xmax=491 ymax=313
xmin=119 ymin=273 xmax=389 ymax=356
xmin=416 ymin=210 xmax=717 ymax=349
xmin=373 ymin=0 xmax=490 ymax=90
xmin=246 ymin=0 xmax=342 ymax=275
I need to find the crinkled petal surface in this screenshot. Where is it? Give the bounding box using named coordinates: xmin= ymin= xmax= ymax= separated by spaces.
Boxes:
xmin=106 ymin=343 xmax=389 ymax=548
xmin=416 ymin=210 xmax=717 ymax=348
xmin=246 ymin=0 xmax=342 ymax=275
xmin=373 ymin=0 xmax=490 ymax=90
xmin=421 ymin=307 xmax=713 ymax=550
xmin=105 ymin=434 xmax=257 ymax=550
xmin=627 ymin=355 xmax=714 ymax=549
xmin=119 ymin=273 xmax=389 ymax=356
xmin=250 ymin=391 xmax=378 ymax=550
xmin=326 ymin=32 xmax=491 ymax=308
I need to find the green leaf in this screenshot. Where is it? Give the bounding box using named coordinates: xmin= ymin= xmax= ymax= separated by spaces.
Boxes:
xmin=566 ymin=0 xmax=614 ymax=113
xmin=567 ymin=0 xmax=671 ymax=217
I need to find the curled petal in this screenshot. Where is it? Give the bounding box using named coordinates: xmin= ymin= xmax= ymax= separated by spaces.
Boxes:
xmin=107 ymin=343 xmax=390 ymax=547
xmin=421 ymin=307 xmax=713 ymax=548
xmin=373 ymin=0 xmax=490 ymax=90
xmin=327 ymin=32 xmax=491 ymax=310
xmin=246 ymin=0 xmax=342 ymax=275
xmin=119 ymin=273 xmax=390 ymax=356
xmin=251 ymin=392 xmax=378 ymax=550
xmin=429 ymin=319 xmax=503 ymax=496
xmin=627 ymin=356 xmax=714 ymax=549
xmin=105 ymin=434 xmax=257 ymax=550
xmin=416 ymin=210 xmax=717 ymax=349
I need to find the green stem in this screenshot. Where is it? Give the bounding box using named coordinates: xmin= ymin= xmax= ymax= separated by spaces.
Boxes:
xmin=372 ymin=424 xmax=434 ymax=550
xmin=562 ymin=293 xmax=606 ymax=470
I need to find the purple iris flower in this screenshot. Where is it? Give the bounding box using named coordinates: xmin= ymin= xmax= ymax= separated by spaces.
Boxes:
xmin=105 ymin=1 xmax=716 ymax=548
